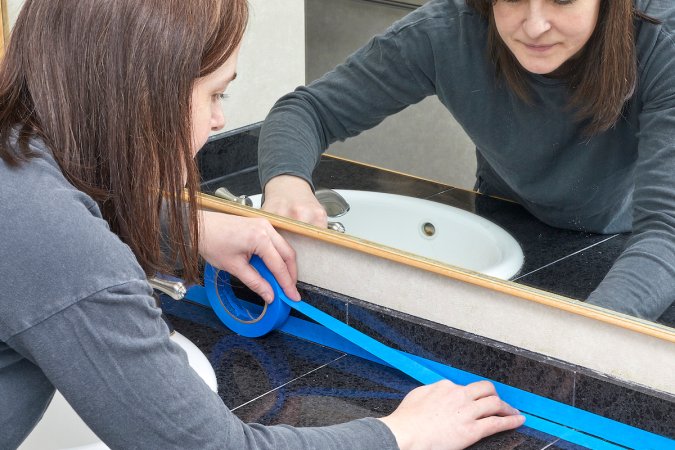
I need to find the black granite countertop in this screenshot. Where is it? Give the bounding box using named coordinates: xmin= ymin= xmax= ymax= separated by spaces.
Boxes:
xmin=162 ymin=282 xmax=674 ymax=449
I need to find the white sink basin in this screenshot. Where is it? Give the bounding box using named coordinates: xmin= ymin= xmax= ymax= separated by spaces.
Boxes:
xmin=251 ymin=190 xmax=524 ymax=280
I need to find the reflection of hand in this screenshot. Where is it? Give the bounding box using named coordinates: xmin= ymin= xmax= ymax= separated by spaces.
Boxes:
xmin=262 ymin=175 xmax=328 ymax=228
xmin=378 ymin=380 xmax=525 ymax=450
xmin=199 ymin=210 xmax=301 ymax=303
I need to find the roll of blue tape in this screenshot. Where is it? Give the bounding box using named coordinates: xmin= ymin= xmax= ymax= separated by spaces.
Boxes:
xmin=203 ymin=261 xmax=290 ymax=338
xmin=199 ymin=257 xmax=674 ymax=450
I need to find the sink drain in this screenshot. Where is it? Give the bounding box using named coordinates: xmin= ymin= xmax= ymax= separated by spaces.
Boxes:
xmin=422 ymin=222 xmax=436 ymax=237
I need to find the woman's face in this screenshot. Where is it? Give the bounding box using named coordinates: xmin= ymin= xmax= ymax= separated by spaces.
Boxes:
xmin=493 ymin=0 xmax=601 ymax=75
xmin=190 ymin=46 xmax=241 ymax=154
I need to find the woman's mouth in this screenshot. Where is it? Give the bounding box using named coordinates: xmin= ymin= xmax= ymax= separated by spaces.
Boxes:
xmin=523 ymin=43 xmax=556 ymax=53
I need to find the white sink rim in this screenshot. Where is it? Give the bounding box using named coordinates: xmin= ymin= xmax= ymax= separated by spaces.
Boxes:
xmin=248 ymin=189 xmax=524 ymax=280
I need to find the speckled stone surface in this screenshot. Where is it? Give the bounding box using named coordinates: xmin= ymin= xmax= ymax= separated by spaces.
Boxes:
xmin=197 ymin=125 xmax=260 ymax=184
xmin=341 ymin=292 xmax=576 ymax=404
xmin=515 ymin=234 xmax=628 ymax=300
xmin=162 ymin=296 xmax=568 ymax=449
xmin=163 ymin=287 xmax=675 ymax=447
xmin=574 ymin=372 xmax=675 ymax=439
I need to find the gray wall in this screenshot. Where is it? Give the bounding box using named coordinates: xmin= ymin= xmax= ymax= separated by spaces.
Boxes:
xmin=306 ymin=0 xmax=477 ymax=189
xmin=5 ymin=0 xmax=306 ymax=136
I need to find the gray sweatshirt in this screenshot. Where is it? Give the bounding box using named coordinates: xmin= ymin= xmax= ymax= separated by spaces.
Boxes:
xmin=258 ymin=0 xmax=675 ymax=320
xmin=0 ymin=138 xmax=398 ymax=449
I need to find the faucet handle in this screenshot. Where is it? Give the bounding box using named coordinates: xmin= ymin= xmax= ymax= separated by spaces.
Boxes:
xmin=214 ymin=187 xmax=253 ymax=207
xmin=148 ymin=277 xmax=187 ymax=300
xmin=327 ymin=221 xmax=345 ymax=233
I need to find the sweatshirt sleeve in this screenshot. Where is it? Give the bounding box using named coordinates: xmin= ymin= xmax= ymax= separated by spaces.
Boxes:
xmin=258 ymin=14 xmax=437 ymax=191
xmin=8 ymin=281 xmax=399 ymax=450
xmin=586 ymin=28 xmax=675 ymax=320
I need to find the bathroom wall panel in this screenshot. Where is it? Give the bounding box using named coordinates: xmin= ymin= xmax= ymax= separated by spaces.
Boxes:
xmin=306 ymin=0 xmax=477 ymax=189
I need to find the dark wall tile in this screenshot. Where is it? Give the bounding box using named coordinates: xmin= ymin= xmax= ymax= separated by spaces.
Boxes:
xmin=574 ymin=372 xmax=675 ymax=439
xmin=314 ymin=157 xmax=449 ymax=198
xmin=200 ymin=167 xmax=261 ymax=197
xmin=298 ymin=282 xmax=349 ymax=323
xmin=196 ymin=123 xmax=261 ymax=183
xmin=516 ymin=234 xmax=627 ymax=301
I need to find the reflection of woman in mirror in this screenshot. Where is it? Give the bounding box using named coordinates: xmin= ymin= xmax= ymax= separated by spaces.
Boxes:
xmin=0 ymin=0 xmax=523 ymax=448
xmin=259 ymin=0 xmax=675 ymax=321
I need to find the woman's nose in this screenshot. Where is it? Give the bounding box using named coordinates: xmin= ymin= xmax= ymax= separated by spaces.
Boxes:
xmin=211 ymin=107 xmax=226 ymax=132
xmin=522 ymin=3 xmax=552 ymax=39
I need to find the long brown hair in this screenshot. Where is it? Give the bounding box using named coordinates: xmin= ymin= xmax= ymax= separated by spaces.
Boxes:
xmin=0 ymin=0 xmax=248 ymax=283
xmin=466 ymin=0 xmax=659 ymax=135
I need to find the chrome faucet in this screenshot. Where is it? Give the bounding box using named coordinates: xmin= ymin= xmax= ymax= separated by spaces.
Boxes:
xmin=315 ymin=188 xmax=350 ymax=217
xmin=148 ymin=277 xmax=186 ymax=300
xmin=327 ymin=221 xmax=346 ymax=233
xmin=214 ymin=186 xmax=348 ymax=233
xmin=315 ymin=188 xmax=349 ymax=233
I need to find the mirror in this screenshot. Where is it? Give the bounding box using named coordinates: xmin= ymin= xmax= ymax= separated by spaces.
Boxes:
xmin=3 ymin=0 xmax=671 ymax=334
xmin=198 ymin=0 xmax=675 ymax=333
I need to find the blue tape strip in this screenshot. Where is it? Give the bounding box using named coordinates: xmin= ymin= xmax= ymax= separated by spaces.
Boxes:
xmin=194 ymin=257 xmax=674 ymax=450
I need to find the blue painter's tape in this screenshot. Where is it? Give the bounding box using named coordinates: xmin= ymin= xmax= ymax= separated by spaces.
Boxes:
xmin=197 ymin=257 xmax=674 ymax=450
xmin=203 ymin=262 xmax=290 ymax=338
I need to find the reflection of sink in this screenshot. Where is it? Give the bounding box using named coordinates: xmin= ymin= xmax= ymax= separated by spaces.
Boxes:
xmin=251 ymin=190 xmax=523 ymax=280
xmin=19 ymin=332 xmax=217 ymax=450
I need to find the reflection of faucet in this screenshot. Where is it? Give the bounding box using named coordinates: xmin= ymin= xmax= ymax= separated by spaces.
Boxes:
xmin=214 ymin=187 xmax=253 ymax=207
xmin=316 ymin=188 xmax=349 ymax=233
xmin=315 ymin=188 xmax=350 ymax=217
xmin=327 ymin=221 xmax=345 ymax=233
xmin=214 ymin=186 xmax=347 ymax=233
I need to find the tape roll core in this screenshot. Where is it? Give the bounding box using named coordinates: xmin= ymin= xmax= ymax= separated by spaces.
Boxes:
xmin=204 ymin=261 xmax=290 ymax=337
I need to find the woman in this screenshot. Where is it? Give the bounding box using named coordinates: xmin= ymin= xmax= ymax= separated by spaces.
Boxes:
xmin=258 ymin=0 xmax=675 ymax=321
xmin=0 ymin=1 xmax=523 ymax=448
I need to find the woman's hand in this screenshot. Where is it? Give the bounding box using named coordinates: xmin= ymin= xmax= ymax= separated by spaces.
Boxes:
xmin=262 ymin=175 xmax=328 ymax=228
xmin=378 ymin=380 xmax=525 ymax=450
xmin=198 ymin=210 xmax=301 ymax=303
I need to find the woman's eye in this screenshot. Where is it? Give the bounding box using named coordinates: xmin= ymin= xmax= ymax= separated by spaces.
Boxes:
xmin=213 ymin=93 xmax=229 ymax=102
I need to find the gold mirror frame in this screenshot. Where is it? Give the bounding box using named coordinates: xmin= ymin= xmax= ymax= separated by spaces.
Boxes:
xmin=0 ymin=0 xmax=7 ymax=57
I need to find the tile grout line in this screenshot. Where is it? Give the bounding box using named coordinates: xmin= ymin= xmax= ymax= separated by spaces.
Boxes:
xmin=424 ymin=187 xmax=457 ymax=200
xmin=513 ymin=234 xmax=619 ymax=281
xmin=540 ymin=439 xmax=561 ymax=449
xmin=231 ymin=354 xmax=348 ymax=412
xmin=572 ymin=371 xmax=577 ymax=407
xmin=345 ymin=301 xmax=350 ymax=325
